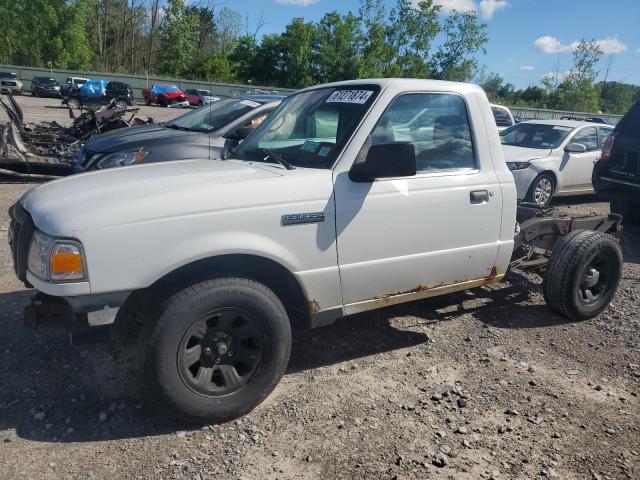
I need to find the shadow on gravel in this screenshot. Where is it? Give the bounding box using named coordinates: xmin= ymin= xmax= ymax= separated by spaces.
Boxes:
xmin=621 ymin=225 xmax=640 ymax=265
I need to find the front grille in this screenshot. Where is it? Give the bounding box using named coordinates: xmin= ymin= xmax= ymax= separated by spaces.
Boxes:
xmin=1 ymin=81 xmax=17 ymax=87
xmin=8 ymin=202 xmax=35 ymax=287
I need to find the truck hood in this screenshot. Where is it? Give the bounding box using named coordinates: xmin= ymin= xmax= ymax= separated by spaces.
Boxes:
xmin=21 ymin=159 xmax=294 ymax=235
xmin=501 ymin=144 xmax=552 ymax=163
xmin=85 ymin=124 xmax=202 ymax=153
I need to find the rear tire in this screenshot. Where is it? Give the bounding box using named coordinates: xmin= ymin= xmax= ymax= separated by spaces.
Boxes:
xmin=114 ymin=99 xmax=128 ymax=111
xmin=611 ymin=199 xmax=640 ymax=225
xmin=142 ymin=277 xmax=291 ymax=424
xmin=526 ymin=173 xmax=555 ymax=207
xmin=543 ymin=230 xmax=622 ymax=321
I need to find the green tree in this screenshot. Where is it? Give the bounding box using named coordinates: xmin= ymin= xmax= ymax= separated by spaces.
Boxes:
xmin=159 ymin=0 xmax=199 ymax=76
xmin=316 ymin=11 xmax=362 ymax=82
xmin=432 ymin=11 xmax=488 ymax=81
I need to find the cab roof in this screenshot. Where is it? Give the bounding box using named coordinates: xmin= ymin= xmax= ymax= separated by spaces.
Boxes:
xmin=520 ymin=119 xmax=604 ymax=128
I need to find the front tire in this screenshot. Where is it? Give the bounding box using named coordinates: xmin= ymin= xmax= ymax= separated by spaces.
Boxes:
xmin=526 ymin=173 xmax=555 ymax=207
xmin=142 ymin=277 xmax=291 ymax=424
xmin=543 ymin=230 xmax=622 ymax=321
xmin=67 ymin=97 xmax=80 ymax=109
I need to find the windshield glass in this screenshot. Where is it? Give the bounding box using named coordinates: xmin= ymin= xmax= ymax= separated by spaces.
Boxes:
xmin=0 ymin=72 xmax=17 ymax=79
xmin=41 ymin=78 xmax=57 ymax=85
xmin=233 ymin=86 xmax=380 ymax=169
xmin=500 ymin=123 xmax=573 ymax=149
xmin=198 ymin=90 xmax=211 ymax=96
xmin=165 ymin=98 xmax=259 ymax=132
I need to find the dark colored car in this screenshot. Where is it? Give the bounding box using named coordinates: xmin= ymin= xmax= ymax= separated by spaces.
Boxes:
xmin=592 ymin=101 xmax=640 ymax=224
xmin=31 ymin=76 xmax=61 ymax=97
xmin=63 ymin=81 xmax=134 ymax=110
xmin=75 ymin=95 xmax=283 ymax=172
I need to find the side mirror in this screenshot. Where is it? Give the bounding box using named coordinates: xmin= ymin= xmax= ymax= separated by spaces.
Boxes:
xmin=565 ymin=142 xmax=587 ymax=153
xmin=349 ymin=143 xmax=417 ymax=182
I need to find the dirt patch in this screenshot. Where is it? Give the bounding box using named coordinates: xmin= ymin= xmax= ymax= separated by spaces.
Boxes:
xmin=0 ymin=186 xmax=638 ymax=480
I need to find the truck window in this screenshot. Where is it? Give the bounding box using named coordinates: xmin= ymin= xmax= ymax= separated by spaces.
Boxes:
xmin=233 ymin=85 xmax=380 ymax=169
xmin=369 ymin=93 xmax=476 ymax=173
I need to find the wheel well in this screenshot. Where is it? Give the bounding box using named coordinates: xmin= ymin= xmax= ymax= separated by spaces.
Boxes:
xmin=539 ymin=170 xmax=557 ymax=189
xmin=113 ymin=255 xmax=310 ymax=346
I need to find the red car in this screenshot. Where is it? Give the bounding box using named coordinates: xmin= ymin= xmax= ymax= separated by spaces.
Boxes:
xmin=142 ymin=84 xmax=189 ymax=107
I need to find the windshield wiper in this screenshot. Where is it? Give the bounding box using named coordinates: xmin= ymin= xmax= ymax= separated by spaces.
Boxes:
xmin=257 ymin=148 xmax=294 ymax=170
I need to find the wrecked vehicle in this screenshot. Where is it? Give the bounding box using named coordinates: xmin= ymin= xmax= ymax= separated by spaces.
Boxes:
xmin=142 ymin=84 xmax=189 ymax=108
xmin=8 ymin=79 xmax=623 ymax=424
xmin=62 ymin=80 xmax=134 ymax=111
xmin=0 ymin=93 xmax=153 ymax=177
xmin=76 ymin=95 xmax=282 ymax=172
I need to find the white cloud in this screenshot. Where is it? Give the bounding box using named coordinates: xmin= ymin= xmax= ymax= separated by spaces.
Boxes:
xmin=431 ymin=0 xmax=477 ymax=14
xmin=429 ymin=0 xmax=508 ymax=19
xmin=595 ymin=37 xmax=627 ymax=54
xmin=534 ymin=36 xmax=577 ymax=53
xmin=543 ymin=70 xmax=571 ymax=82
xmin=534 ymin=35 xmax=628 ymax=55
xmin=479 ymin=0 xmax=508 ymax=19
xmin=520 ymin=65 xmax=535 ymax=71
xmin=274 ymin=0 xmax=317 ymax=5
xmin=637 ymin=48 xmax=640 ymax=53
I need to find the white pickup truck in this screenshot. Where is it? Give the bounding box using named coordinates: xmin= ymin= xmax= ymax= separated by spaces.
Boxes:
xmin=8 ymin=79 xmax=624 ymax=423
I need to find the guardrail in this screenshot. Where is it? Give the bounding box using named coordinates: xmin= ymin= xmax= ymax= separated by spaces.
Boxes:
xmin=508 ymin=106 xmax=623 ymax=125
xmin=0 ymin=63 xmax=296 ymax=99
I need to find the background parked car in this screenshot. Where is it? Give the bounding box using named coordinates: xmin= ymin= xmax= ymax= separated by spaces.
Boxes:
xmin=592 ymin=101 xmax=640 ymax=224
xmin=491 ymin=104 xmax=515 ymax=131
xmin=185 ymin=88 xmax=220 ymax=106
xmin=63 ymin=80 xmax=134 ymax=110
xmin=0 ymin=72 xmax=23 ymax=95
xmin=61 ymin=76 xmax=89 ymax=96
xmin=501 ymin=119 xmax=613 ymax=206
xmin=76 ymin=95 xmax=283 ymax=171
xmin=142 ymin=84 xmax=189 ymax=107
xmin=31 ymin=76 xmax=62 ymax=97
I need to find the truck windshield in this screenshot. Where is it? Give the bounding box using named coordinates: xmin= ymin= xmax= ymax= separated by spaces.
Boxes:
xmin=233 ymin=86 xmax=380 ymax=169
xmin=165 ymin=98 xmax=259 ymax=133
xmin=500 ymin=123 xmax=573 ymax=149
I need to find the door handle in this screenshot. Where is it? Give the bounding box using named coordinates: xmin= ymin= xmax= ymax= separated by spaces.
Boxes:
xmin=470 ymin=189 xmax=490 ymax=203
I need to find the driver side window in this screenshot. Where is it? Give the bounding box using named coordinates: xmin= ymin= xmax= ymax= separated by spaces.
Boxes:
xmin=571 ymin=127 xmax=598 ymax=151
xmin=369 ymin=93 xmax=476 ymax=173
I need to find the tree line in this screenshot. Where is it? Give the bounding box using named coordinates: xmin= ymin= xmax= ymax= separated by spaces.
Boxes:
xmin=1 ymin=0 xmax=637 ymax=114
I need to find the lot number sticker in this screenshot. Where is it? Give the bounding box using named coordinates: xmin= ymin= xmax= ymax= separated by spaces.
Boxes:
xmin=326 ymin=90 xmax=373 ymax=104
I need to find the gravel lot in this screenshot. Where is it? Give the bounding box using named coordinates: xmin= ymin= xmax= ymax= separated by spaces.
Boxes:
xmin=0 ymin=95 xmax=187 ymax=126
xmin=0 ymin=102 xmax=638 ymax=479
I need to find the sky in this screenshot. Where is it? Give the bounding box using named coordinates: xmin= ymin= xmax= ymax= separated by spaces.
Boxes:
xmin=227 ymin=0 xmax=640 ymax=88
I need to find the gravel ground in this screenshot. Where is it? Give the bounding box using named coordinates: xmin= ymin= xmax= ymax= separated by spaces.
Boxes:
xmin=0 ymin=181 xmax=638 ymax=480
xmin=0 ymin=95 xmax=188 ymax=126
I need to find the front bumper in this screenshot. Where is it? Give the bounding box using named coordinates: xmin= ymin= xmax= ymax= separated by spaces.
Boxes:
xmin=24 ymin=290 xmax=130 ymax=331
xmin=510 ymin=167 xmax=539 ymax=199
xmin=168 ymin=100 xmax=190 ymax=108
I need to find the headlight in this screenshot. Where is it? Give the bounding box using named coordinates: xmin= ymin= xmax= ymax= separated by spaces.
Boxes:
xmin=96 ymin=149 xmax=149 ymax=169
xmin=27 ymin=230 xmax=86 ymax=282
xmin=507 ymin=161 xmax=531 ymax=171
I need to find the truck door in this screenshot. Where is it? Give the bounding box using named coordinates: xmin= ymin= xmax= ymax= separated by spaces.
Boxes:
xmin=334 ymin=92 xmax=503 ymax=308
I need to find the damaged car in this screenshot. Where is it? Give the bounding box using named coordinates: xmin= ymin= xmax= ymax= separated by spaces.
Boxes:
xmin=76 ymin=95 xmax=282 ymax=172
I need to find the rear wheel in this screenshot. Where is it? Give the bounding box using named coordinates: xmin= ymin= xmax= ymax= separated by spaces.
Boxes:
xmin=114 ymin=99 xmax=128 ymax=111
xmin=142 ymin=277 xmax=291 ymax=423
xmin=526 ymin=173 xmax=555 ymax=207
xmin=611 ymin=199 xmax=640 ymax=225
xmin=543 ymin=230 xmax=622 ymax=321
